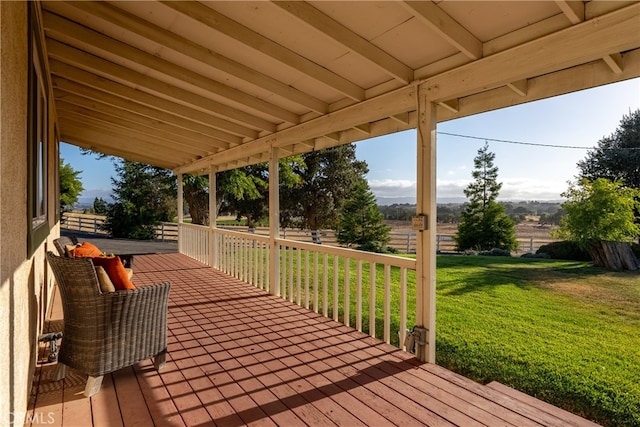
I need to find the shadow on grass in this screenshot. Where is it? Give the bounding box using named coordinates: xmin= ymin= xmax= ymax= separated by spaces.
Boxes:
xmin=436 ymin=255 xmax=609 ymax=296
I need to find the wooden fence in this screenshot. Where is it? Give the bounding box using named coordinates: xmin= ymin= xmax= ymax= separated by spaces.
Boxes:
xmin=62 ymin=213 xmax=554 ymax=254
xmin=61 ymin=213 xmax=178 ymax=241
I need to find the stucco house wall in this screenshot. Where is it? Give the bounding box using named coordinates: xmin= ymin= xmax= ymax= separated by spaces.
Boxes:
xmin=1 ymin=2 xmax=59 ymax=425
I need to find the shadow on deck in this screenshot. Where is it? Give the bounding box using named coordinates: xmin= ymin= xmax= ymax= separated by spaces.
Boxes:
xmin=28 ymin=253 xmax=598 ymax=426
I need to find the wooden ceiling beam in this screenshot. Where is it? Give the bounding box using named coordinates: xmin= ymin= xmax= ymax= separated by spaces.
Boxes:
xmin=506 ymin=79 xmax=528 ymax=97
xmin=58 ymin=112 xmax=209 ymax=159
xmin=401 ymin=1 xmax=483 ymax=60
xmin=43 ymin=11 xmax=300 ymax=126
xmin=437 ymin=99 xmax=459 ymax=114
xmin=555 ymin=1 xmax=585 ymax=24
xmin=352 ymin=123 xmax=371 ymax=136
xmin=602 ymin=53 xmax=624 ymax=74
xmin=56 ymin=98 xmax=223 ymax=155
xmin=60 ymin=125 xmax=189 ymax=169
xmin=161 ymin=1 xmax=365 ymax=102
xmin=176 ymin=84 xmax=417 ymax=174
xmin=62 ymin=135 xmax=176 ymax=169
xmin=273 ymin=1 xmax=413 ymax=84
xmin=47 ymin=40 xmax=277 ymax=133
xmin=437 ymin=48 xmax=640 ymax=122
xmin=60 ymin=1 xmax=329 ymax=115
xmin=52 ymin=80 xmax=238 ymax=147
xmin=420 ymin=3 xmax=640 ymax=102
xmin=49 ymin=60 xmax=254 ymax=140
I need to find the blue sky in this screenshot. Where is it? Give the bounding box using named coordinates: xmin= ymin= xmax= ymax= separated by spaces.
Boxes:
xmin=62 ymin=78 xmax=639 ymax=204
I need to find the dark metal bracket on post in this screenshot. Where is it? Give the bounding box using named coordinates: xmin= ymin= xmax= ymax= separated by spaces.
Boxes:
xmin=404 ymin=326 xmax=428 ymax=354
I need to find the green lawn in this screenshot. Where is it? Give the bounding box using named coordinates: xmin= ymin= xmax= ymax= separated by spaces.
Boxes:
xmin=435 ymin=256 xmax=640 ymax=427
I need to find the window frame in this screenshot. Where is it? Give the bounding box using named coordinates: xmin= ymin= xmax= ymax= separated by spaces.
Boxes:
xmin=27 ymin=5 xmax=50 ymax=256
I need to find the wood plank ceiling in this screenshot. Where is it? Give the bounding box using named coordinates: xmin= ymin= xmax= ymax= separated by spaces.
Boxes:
xmin=41 ymin=1 xmax=640 ymax=174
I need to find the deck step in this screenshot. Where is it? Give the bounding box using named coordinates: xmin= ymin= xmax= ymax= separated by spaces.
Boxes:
xmin=486 ymin=381 xmax=601 ymax=427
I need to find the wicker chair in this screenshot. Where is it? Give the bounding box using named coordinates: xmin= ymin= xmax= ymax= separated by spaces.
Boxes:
xmin=53 ymin=235 xmax=135 ymax=269
xmin=46 ymin=251 xmax=171 ymax=397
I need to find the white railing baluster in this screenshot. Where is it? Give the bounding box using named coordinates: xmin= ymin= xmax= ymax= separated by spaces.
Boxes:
xmin=304 ymin=250 xmax=310 ymax=309
xmin=289 ymin=246 xmax=294 ymax=303
xmin=370 ymin=261 xmax=376 ymax=338
xmin=400 ymin=267 xmax=407 ymax=351
xmin=296 ymin=249 xmax=302 ymax=305
xmin=344 ymin=258 xmax=350 ymax=327
xmin=313 ymin=252 xmax=319 ymax=313
xmin=384 ymin=264 xmax=391 ymax=344
xmin=323 ymin=253 xmax=328 ymax=317
xmin=333 ymin=255 xmax=339 ymax=322
xmin=356 ymin=260 xmax=362 ymax=332
xmin=281 ymin=245 xmax=287 ymax=299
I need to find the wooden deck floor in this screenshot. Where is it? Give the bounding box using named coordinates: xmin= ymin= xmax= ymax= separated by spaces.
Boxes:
xmin=29 ymin=253 xmax=599 ymax=427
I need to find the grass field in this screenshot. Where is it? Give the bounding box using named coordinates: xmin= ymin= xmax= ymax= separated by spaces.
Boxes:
xmin=435 ymin=256 xmax=640 ymax=426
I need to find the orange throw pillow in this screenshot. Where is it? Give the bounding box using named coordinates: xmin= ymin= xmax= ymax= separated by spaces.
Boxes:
xmin=91 ymin=256 xmax=136 ymax=291
xmin=72 ymin=242 xmax=103 ymax=258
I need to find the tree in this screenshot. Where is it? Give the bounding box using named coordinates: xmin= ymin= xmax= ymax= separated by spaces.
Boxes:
xmin=337 ymin=179 xmax=390 ymax=252
xmin=577 ymin=109 xmax=640 ymax=240
xmin=553 ymin=178 xmax=640 ymax=270
xmin=59 ymin=158 xmax=84 ymax=211
xmin=281 ymin=145 xmax=369 ymax=230
xmin=455 ymin=143 xmax=518 ymax=252
xmin=577 ymin=110 xmax=640 ymax=190
xmin=183 ymin=174 xmax=210 ymax=225
xmin=93 ymin=197 xmax=108 ymax=215
xmin=103 ymin=160 xmax=176 ymax=239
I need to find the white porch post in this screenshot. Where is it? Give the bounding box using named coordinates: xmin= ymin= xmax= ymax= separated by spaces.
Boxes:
xmin=415 ymin=88 xmax=437 ymax=363
xmin=209 ymin=167 xmax=217 ymax=268
xmin=177 ymin=173 xmax=184 ymax=254
xmin=268 ymin=147 xmax=280 ymax=296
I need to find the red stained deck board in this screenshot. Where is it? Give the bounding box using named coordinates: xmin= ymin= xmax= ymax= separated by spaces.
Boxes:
xmin=89 ymin=374 xmax=124 ymax=427
xmin=28 ymin=252 xmax=600 ymax=427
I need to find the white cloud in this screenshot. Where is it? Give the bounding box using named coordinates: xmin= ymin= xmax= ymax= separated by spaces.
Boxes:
xmin=369 ymin=178 xmax=567 ymax=202
xmin=368 ymin=179 xmax=416 ymax=197
xmin=499 ymin=178 xmax=566 ymax=201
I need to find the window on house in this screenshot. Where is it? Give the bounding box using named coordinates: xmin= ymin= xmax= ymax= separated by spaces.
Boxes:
xmin=27 ymin=7 xmax=49 ymax=255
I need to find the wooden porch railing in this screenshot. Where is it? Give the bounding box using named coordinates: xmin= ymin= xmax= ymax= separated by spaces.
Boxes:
xmin=178 ymin=223 xmax=417 ymax=350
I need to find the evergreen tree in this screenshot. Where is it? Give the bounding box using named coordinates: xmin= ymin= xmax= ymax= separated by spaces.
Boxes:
xmin=455 ymin=143 xmax=518 ymax=252
xmin=59 ymin=158 xmax=84 ymax=211
xmin=93 ymin=197 xmax=108 ymax=215
xmin=103 ymin=160 xmax=176 ymax=239
xmin=577 ymin=109 xmax=640 ymax=190
xmin=337 ymin=179 xmax=390 ymax=252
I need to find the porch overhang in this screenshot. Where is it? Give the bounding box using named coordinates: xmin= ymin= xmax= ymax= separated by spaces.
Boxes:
xmin=40 ymin=0 xmax=640 ymax=174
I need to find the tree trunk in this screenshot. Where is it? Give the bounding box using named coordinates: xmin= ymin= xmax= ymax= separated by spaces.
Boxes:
xmin=184 ymin=186 xmax=209 ymax=226
xmin=588 ymin=241 xmax=640 ymax=270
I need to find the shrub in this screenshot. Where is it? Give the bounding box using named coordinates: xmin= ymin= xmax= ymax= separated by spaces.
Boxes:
xmin=521 ymin=252 xmax=551 ymax=259
xmin=536 ymin=241 xmax=591 ymax=261
xmin=632 ymin=242 xmax=640 ymax=260
xmin=478 ymin=248 xmax=512 ymax=257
